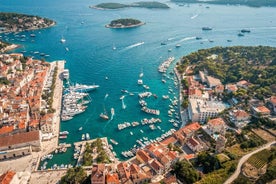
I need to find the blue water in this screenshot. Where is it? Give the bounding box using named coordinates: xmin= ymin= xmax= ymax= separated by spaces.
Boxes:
xmin=1 ymin=0 xmax=276 ymax=168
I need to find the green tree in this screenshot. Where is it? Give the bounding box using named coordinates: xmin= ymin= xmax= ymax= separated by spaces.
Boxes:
xmin=60 ymin=167 xmax=87 ymax=184
xmin=172 ymin=160 xmax=200 ymax=183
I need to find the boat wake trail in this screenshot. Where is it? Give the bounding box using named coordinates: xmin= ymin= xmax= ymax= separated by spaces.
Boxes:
xmin=190 ymin=14 xmax=199 ymax=19
xmin=178 ymin=36 xmax=196 ymax=43
xmin=122 ymin=99 xmax=126 ymax=109
xmin=104 ymin=93 xmax=109 ymax=100
xmin=122 ymin=42 xmax=145 ymax=51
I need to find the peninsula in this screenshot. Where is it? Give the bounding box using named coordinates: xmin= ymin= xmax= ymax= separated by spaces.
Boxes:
xmin=171 ymin=0 xmax=276 ymax=7
xmin=105 ymin=18 xmax=145 ymax=28
xmin=0 ymin=12 xmax=55 ymax=33
xmin=91 ymin=1 xmax=170 ymax=10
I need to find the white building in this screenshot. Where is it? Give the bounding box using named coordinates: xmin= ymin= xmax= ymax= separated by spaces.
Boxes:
xmin=188 ymin=98 xmax=226 ymax=123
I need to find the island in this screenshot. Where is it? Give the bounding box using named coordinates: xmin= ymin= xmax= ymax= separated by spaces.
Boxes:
xmin=171 ymin=0 xmax=276 ymax=7
xmin=91 ymin=1 xmax=170 ymax=10
xmin=105 ymin=18 xmax=145 ymax=28
xmin=0 ymin=12 xmax=55 ymax=33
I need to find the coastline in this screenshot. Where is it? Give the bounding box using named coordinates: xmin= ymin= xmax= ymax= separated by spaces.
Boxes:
xmin=105 ymin=22 xmax=145 ymax=29
xmin=0 ymin=22 xmax=56 ymax=34
xmin=0 ymin=44 xmax=20 ymax=53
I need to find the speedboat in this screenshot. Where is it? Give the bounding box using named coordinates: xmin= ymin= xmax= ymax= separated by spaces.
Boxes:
xmin=60 ymin=38 xmax=66 ymax=43
xmin=202 ymin=27 xmax=212 ymax=31
xmin=100 ymin=113 xmax=109 ymax=120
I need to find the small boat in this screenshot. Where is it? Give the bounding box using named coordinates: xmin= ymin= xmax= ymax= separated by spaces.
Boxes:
xmin=168 ymin=48 xmax=172 ymax=52
xmin=59 ymin=135 xmax=67 ymax=139
xmin=65 ymin=47 xmax=69 ymax=51
xmin=86 ymin=133 xmax=90 ymax=140
xmin=100 ymin=113 xmax=109 ymax=120
xmin=60 ymin=37 xmax=66 ymax=43
xmin=110 ymin=139 xmax=118 ymax=145
xmin=138 ymin=79 xmax=143 ymax=85
xmin=105 ymin=76 xmax=108 ymax=80
xmin=161 ymin=42 xmax=167 ymax=45
xmin=196 ymin=36 xmax=202 ymax=40
xmin=238 ymin=33 xmax=244 ymax=37
xmin=78 ymin=127 xmax=83 ymax=131
xmin=139 ymin=69 xmax=144 ymax=78
xmin=140 ymin=129 xmax=144 ymax=133
xmin=202 ymin=27 xmax=212 ymax=31
xmin=130 ymin=131 xmax=133 ymax=135
xmin=30 ymin=34 xmax=36 ymax=37
xmin=81 ymin=134 xmax=85 ymax=140
xmin=227 ymin=39 xmax=232 ymax=42
xmin=120 ymin=95 xmax=125 ymax=100
xmin=241 ymin=29 xmax=250 ymax=33
xmin=112 ymin=44 xmax=116 ymax=50
xmin=59 ymin=131 xmax=69 ymax=135
xmin=175 ymin=44 xmax=181 ymax=48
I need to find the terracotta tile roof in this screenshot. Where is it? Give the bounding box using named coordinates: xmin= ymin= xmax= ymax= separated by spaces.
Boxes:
xmin=150 ymin=159 xmax=164 ymax=171
xmin=184 ymin=154 xmax=195 ymax=160
xmin=226 ymin=84 xmax=238 ymax=92
xmin=161 ymin=136 xmax=177 ymax=146
xmin=129 ymin=164 xmax=140 ymax=175
xmin=215 ymin=84 xmax=224 ymax=92
xmin=136 ymin=150 xmax=151 ymax=163
xmin=117 ymin=162 xmax=130 ymax=181
xmin=162 ymin=174 xmax=178 ymax=184
xmin=91 ymin=164 xmax=105 ymax=184
xmin=0 ymin=131 xmax=40 ymax=148
xmin=167 ymin=151 xmax=177 ymax=160
xmin=208 ymin=118 xmax=225 ymax=126
xmin=256 ymin=106 xmax=271 ymax=114
xmin=189 ymin=88 xmax=202 ymax=96
xmin=187 ymin=137 xmax=200 ymax=147
xmin=0 ymin=171 xmax=16 ymax=184
xmin=0 ymin=125 xmax=14 ymax=135
xmin=233 ymin=110 xmax=250 ymax=118
xmin=106 ymin=173 xmax=119 ymax=184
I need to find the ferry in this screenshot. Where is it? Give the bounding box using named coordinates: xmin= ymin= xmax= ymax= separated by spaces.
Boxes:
xmin=110 ymin=139 xmax=119 ymax=145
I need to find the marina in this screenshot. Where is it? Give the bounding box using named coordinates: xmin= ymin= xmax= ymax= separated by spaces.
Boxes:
xmin=2 ymin=0 xmax=275 ymax=171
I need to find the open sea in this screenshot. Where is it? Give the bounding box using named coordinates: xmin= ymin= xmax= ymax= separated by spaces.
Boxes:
xmin=1 ymin=0 xmax=276 ymax=168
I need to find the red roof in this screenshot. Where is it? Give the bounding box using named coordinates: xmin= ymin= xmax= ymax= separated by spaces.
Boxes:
xmin=0 ymin=125 xmax=14 ymax=135
xmin=0 ymin=171 xmax=16 ymax=184
xmin=136 ymin=150 xmax=151 ymax=163
xmin=161 ymin=136 xmax=177 ymax=146
xmin=208 ymin=118 xmax=225 ymax=126
xmin=0 ymin=131 xmax=40 ymax=148
xmin=106 ymin=173 xmax=120 ymax=184
xmin=256 ymin=106 xmax=270 ymax=114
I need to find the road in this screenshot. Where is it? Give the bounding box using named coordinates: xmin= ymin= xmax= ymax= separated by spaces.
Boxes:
xmin=224 ymin=141 xmax=276 ymax=184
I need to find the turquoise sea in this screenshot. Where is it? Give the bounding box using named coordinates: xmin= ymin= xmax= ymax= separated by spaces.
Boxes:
xmin=1 ymin=0 xmax=276 ymax=168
